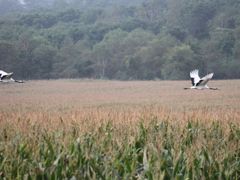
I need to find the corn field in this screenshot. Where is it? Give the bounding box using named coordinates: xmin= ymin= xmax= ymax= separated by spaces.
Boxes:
xmin=0 ymin=80 xmax=240 ymax=179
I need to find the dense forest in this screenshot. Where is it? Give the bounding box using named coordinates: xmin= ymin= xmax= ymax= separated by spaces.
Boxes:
xmin=0 ymin=0 xmax=240 ymax=80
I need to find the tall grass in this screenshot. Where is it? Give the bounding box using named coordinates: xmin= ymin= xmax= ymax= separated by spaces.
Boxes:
xmin=1 ymin=80 xmax=240 ymax=179
xmin=0 ymin=113 xmax=239 ymax=179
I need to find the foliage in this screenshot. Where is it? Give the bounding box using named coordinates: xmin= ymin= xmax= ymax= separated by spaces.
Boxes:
xmin=0 ymin=0 xmax=240 ymax=79
xmin=0 ymin=120 xmax=239 ymax=179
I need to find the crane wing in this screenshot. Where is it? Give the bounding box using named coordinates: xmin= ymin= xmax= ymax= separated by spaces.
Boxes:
xmin=190 ymin=69 xmax=200 ymax=86
xmin=197 ymin=73 xmax=214 ymax=86
xmin=0 ymin=70 xmax=8 ymax=78
xmin=0 ymin=71 xmax=13 ymax=80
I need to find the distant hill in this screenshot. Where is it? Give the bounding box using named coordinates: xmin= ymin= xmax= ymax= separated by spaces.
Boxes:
xmin=0 ymin=0 xmax=240 ymax=80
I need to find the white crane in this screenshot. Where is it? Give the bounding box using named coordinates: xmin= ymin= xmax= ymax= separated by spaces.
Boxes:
xmin=184 ymin=69 xmax=218 ymax=90
xmin=0 ymin=70 xmax=24 ymax=83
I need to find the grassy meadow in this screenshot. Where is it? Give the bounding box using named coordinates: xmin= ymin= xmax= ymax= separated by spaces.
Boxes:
xmin=0 ymin=80 xmax=240 ymax=179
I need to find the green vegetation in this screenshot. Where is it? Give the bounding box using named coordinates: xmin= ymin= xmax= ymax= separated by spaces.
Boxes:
xmin=0 ymin=80 xmax=240 ymax=178
xmin=1 ymin=0 xmax=240 ymax=80
xmin=0 ymin=120 xmax=239 ymax=179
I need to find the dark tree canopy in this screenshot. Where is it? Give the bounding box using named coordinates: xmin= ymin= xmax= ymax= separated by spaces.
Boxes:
xmin=0 ymin=0 xmax=240 ymax=80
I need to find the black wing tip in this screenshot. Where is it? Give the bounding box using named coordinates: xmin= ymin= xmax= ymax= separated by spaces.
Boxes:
xmin=190 ymin=78 xmax=194 ymax=86
xmin=15 ymin=80 xmax=24 ymax=83
xmin=196 ymin=79 xmax=203 ymax=86
xmin=209 ymin=87 xmax=219 ymax=90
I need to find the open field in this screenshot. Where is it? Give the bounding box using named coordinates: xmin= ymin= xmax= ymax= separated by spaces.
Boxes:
xmin=0 ymin=80 xmax=240 ymax=179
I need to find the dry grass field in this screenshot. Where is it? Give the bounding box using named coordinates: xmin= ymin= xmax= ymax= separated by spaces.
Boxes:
xmin=0 ymin=80 xmax=239 ymax=131
xmin=0 ymin=79 xmax=240 ymax=179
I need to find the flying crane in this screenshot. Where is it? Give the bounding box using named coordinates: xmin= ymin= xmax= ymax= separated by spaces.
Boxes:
xmin=184 ymin=69 xmax=218 ymax=90
xmin=0 ymin=70 xmax=24 ymax=83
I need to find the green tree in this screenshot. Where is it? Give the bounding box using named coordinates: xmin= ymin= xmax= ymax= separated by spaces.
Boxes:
xmin=31 ymin=45 xmax=56 ymax=79
xmin=0 ymin=41 xmax=18 ymax=72
xmin=162 ymin=45 xmax=196 ymax=80
xmin=91 ymin=29 xmax=128 ymax=78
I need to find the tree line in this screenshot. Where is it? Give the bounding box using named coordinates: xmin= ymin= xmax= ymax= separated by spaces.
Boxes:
xmin=0 ymin=0 xmax=240 ymax=80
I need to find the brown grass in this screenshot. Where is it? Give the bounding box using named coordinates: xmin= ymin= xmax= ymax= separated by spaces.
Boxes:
xmin=0 ymin=80 xmax=240 ymax=179
xmin=0 ymin=79 xmax=239 ymax=137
